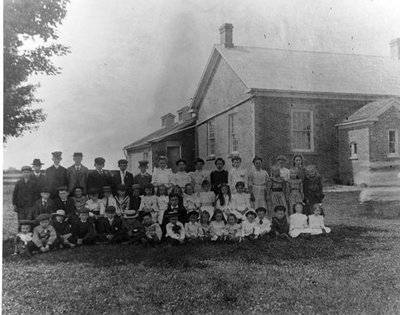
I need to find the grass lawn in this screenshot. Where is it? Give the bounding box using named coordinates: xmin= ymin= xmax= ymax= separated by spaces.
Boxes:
xmin=3 ymin=184 xmax=400 ymax=314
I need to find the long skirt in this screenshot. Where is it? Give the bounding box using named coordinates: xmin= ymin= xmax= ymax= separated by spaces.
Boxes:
xmin=252 ymin=185 xmax=267 ymax=209
xmin=268 ymin=191 xmax=288 ymax=218
xmin=288 ymin=190 xmax=303 ymax=214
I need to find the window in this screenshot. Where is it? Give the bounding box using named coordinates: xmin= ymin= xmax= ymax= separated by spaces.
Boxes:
xmin=350 ymin=142 xmax=358 ymax=159
xmin=388 ymin=130 xmax=399 ymax=156
xmin=208 ymin=120 xmax=216 ymax=156
xmin=178 ymin=112 xmax=183 ymax=121
xmin=291 ymin=110 xmax=314 ymax=152
xmin=143 ymin=151 xmax=149 ymax=161
xmin=229 ymin=113 xmax=239 ymax=153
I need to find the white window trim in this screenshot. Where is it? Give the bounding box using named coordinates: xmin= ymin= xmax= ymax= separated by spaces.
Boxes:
xmin=228 ymin=113 xmax=239 ymax=154
xmin=291 ymin=109 xmax=315 ymax=153
xmin=388 ymin=129 xmax=399 ymax=158
xmin=207 ymin=120 xmax=216 ymax=157
xmin=349 ymin=142 xmax=358 ymax=160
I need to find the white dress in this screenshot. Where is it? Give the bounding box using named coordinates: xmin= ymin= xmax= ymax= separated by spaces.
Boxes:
xmin=183 ymin=193 xmax=200 ymax=212
xmin=279 ymin=167 xmax=291 ymax=181
xmin=289 ymin=213 xmax=311 ymax=238
xmin=139 ymin=195 xmax=159 ymax=221
xmin=230 ymin=193 xmax=253 ymax=220
xmin=152 ymin=168 xmax=173 ymax=189
xmin=308 ymin=214 xmax=331 ymax=235
xmin=228 ymin=167 xmax=248 ymax=193
xmin=172 ymin=171 xmax=192 ymax=190
xmin=248 ymin=169 xmax=269 ymax=209
xmin=216 ymin=195 xmax=233 ymax=219
xmin=198 ymin=191 xmax=215 ymax=217
xmin=189 ymin=170 xmax=209 ymax=193
xmin=210 ymin=220 xmax=226 ymax=240
xmin=241 ymin=220 xmax=260 ymax=237
xmin=156 ymin=195 xmax=169 ymax=224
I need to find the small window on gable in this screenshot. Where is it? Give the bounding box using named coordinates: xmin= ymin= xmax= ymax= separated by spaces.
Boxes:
xmin=388 ymin=130 xmax=399 ymax=157
xmin=350 ymin=142 xmax=358 ymax=159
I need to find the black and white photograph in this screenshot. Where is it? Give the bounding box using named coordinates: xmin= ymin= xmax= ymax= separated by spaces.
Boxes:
xmin=3 ymin=0 xmax=400 ymax=313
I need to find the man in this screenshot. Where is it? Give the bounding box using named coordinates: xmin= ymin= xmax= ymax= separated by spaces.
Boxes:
xmin=31 ymin=158 xmax=46 ymax=200
xmin=87 ymin=157 xmax=112 ymax=199
xmin=112 ymin=159 xmax=134 ymax=195
xmin=67 ymin=152 xmax=89 ymax=195
xmin=45 ymin=151 xmax=68 ymax=199
xmin=12 ymin=166 xmax=36 ymax=221
xmin=133 ymin=160 xmax=152 ymax=194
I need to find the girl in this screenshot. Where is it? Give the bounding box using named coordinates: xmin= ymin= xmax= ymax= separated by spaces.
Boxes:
xmin=248 ymin=156 xmax=269 ymax=209
xmin=241 ymin=210 xmax=260 ymax=241
xmin=287 ymin=168 xmax=304 ymax=215
xmin=231 ymin=181 xmax=252 ymax=221
xmin=215 ymin=183 xmax=232 ymax=219
xmin=139 ymin=184 xmax=159 ymax=222
xmin=265 ymin=166 xmax=288 ymax=218
xmin=156 ymin=184 xmax=169 ymax=225
xmin=189 ymin=158 xmax=209 ymax=193
xmin=71 ymin=186 xmax=88 ymax=211
xmin=198 ymin=180 xmax=216 ymax=218
xmin=198 ymin=211 xmax=212 ymax=242
xmin=172 ymin=159 xmax=191 ymax=190
xmin=114 ymin=184 xmax=131 ymax=216
xmin=223 ymin=214 xmax=241 ymax=242
xmin=309 ymin=204 xmax=331 ymax=235
xmin=183 ymin=183 xmax=200 ymax=213
xmin=228 ymin=155 xmax=248 ymax=193
xmin=289 ymin=202 xmax=311 ymax=238
xmin=210 ymin=158 xmax=228 ymax=194
xmin=276 ymin=155 xmax=290 ymax=181
xmin=293 ymin=154 xmax=306 ymax=182
xmin=210 ymin=210 xmax=226 ymax=241
xmin=303 ymin=165 xmax=324 ymax=215
xmin=151 ymin=156 xmax=173 ymax=192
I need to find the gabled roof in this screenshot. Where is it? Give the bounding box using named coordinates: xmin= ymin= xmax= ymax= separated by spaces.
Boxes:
xmin=337 ymin=97 xmax=400 ymax=127
xmin=190 ymin=44 xmax=400 ymax=111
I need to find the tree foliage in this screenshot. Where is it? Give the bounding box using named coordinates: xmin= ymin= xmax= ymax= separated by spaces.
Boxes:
xmin=4 ymin=0 xmax=70 ymax=142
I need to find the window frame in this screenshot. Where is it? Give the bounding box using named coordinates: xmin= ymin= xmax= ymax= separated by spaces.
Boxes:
xmin=207 ymin=120 xmax=216 ymax=157
xmin=143 ymin=151 xmax=149 ymax=161
xmin=350 ymin=142 xmax=358 ymax=160
xmin=228 ymin=113 xmax=239 ymax=154
xmin=291 ymin=109 xmax=315 ymax=153
xmin=388 ymin=129 xmax=399 ymax=157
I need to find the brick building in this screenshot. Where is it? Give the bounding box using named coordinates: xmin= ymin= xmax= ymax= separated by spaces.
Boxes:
xmin=189 ymin=24 xmax=400 ymax=184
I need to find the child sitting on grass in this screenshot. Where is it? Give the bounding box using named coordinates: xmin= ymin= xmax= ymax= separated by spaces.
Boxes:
xmin=309 ymin=204 xmax=331 ymax=235
xmin=96 ymin=206 xmax=123 ymax=244
xmin=223 ymin=214 xmax=241 ymax=243
xmin=210 ymin=210 xmax=226 ymax=241
xmin=271 ymin=206 xmax=290 ymax=239
xmin=289 ymin=202 xmax=311 ymax=238
xmin=51 ymin=210 xmax=75 ymax=248
xmin=85 ymin=188 xmax=105 ymax=217
xmin=71 ymin=208 xmax=97 ymax=246
xmin=198 ymin=180 xmax=215 ymax=218
xmin=119 ymin=210 xmax=145 ymax=245
xmin=161 ymin=194 xmax=187 ymax=232
xmin=303 ymin=165 xmax=324 ymax=215
xmin=13 ymin=220 xmax=34 ymax=255
xmin=198 ymin=211 xmax=212 ymax=242
xmin=241 ymin=210 xmax=260 ymax=241
xmin=139 ymin=184 xmax=159 ymax=222
xmin=183 ymin=183 xmax=200 ymax=213
xmin=29 ymin=213 xmax=58 ymax=253
xmin=185 ymin=211 xmax=201 ymax=243
xmin=255 ymin=207 xmax=271 ymax=238
xmin=156 ymin=184 xmax=169 ymax=225
xmin=101 ymin=186 xmax=118 ymax=213
xmin=231 ymin=181 xmax=252 ymax=221
xmin=165 ymin=214 xmax=185 ymax=246
xmin=142 ymin=212 xmax=162 ymax=247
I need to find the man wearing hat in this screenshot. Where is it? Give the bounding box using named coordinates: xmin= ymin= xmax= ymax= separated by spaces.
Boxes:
xmin=87 ymin=157 xmax=112 ymax=199
xmin=31 ymin=184 xmax=56 ymax=218
xmin=133 ymin=160 xmax=152 ymax=194
xmin=45 ymin=152 xmax=68 ymax=199
xmin=31 ymin=158 xmax=47 ymax=200
xmin=67 ymin=152 xmax=89 ymax=195
xmin=112 ymin=159 xmax=134 ymax=195
xmin=12 ymin=166 xmax=36 ymax=221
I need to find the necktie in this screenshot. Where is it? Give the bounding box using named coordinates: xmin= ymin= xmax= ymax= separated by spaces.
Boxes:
xmin=260 ymin=220 xmax=263 ymax=225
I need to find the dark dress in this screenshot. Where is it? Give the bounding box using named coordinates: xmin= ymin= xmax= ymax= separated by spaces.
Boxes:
xmin=12 ymin=178 xmax=36 ymax=220
xmin=45 ymin=165 xmax=68 ymax=199
xmin=303 ymin=175 xmax=324 ymax=215
xmin=210 ymin=170 xmax=229 ymax=194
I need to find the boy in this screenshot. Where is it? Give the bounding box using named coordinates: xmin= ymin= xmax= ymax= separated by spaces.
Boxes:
xmin=142 ymin=212 xmax=162 ymax=247
xmin=96 ymin=206 xmax=123 ymax=243
xmin=271 ymin=205 xmax=290 ymax=239
xmin=54 ymin=186 xmax=77 ymax=218
xmin=87 ymin=157 xmax=112 ymax=199
xmin=210 ymin=158 xmax=228 ymax=194
xmin=71 ymin=186 xmax=88 ymax=211
xmin=31 ymin=158 xmax=46 ymax=200
xmin=71 ymin=208 xmax=97 ymax=245
xmin=12 ymin=166 xmax=36 ymax=221
xmin=161 ymin=194 xmax=187 ymax=233
xmin=189 ymin=158 xmax=209 ymax=193
xmin=241 ymin=210 xmax=260 ymax=241
xmin=13 ymin=220 xmax=34 ymax=255
xmin=165 ymin=214 xmax=185 ymax=246
xmin=152 ymin=155 xmax=173 ymax=191
xmin=172 ymin=159 xmax=191 ymax=190
xmin=112 ymin=159 xmax=134 ymax=195
xmin=133 ymin=160 xmax=152 ymax=194
xmin=101 ymin=186 xmax=117 ymax=210
xmin=31 ymin=185 xmax=56 ymax=218
xmin=67 ymin=152 xmax=89 ymax=195
xmin=114 ymin=184 xmax=131 ymax=216
xmin=255 ymin=207 xmax=271 ymax=238
xmin=51 ymin=209 xmax=75 ymax=248
xmin=184 ymin=211 xmax=201 ymax=242
xmin=129 ymin=184 xmax=142 ymax=211
xmin=118 ymin=210 xmax=145 ymax=245
xmin=45 ymin=151 xmax=68 ymax=199
xmin=28 ymin=213 xmax=58 ymax=253
xmin=85 ymin=188 xmax=106 ymax=217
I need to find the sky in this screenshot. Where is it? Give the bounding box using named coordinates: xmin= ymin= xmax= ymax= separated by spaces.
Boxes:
xmin=3 ymin=0 xmax=400 ymax=170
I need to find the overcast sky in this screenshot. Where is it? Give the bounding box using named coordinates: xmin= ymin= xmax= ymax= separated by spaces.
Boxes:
xmin=3 ymin=0 xmax=400 ymax=170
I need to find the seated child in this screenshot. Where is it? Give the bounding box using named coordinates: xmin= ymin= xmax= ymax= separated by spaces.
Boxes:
xmin=198 ymin=211 xmax=212 ymax=242
xmin=184 ymin=211 xmax=201 ymax=242
xmin=156 ymin=184 xmax=169 ymax=225
xmin=165 ymin=214 xmax=185 ymax=246
xmin=309 ymin=204 xmax=331 ymax=235
xmin=85 ymin=188 xmax=105 ymax=217
xmin=289 ymin=202 xmax=311 ymax=238
xmin=13 ymin=220 xmax=34 ymax=255
xmin=28 ymin=213 xmax=58 ymax=253
xmin=71 ymin=208 xmax=97 ymax=245
xmin=210 ymin=210 xmax=226 ymax=241
xmin=71 ymin=186 xmax=88 ymax=211
xmin=255 ymin=207 xmax=271 ymax=238
xmin=183 ymin=183 xmax=200 ymax=213
xmin=54 ymin=186 xmax=77 ymax=218
xmin=215 ymin=183 xmax=232 ymax=220
xmin=101 ymin=186 xmax=118 ymax=213
xmin=223 ymin=214 xmax=241 ymax=242
xmin=198 ymin=180 xmax=216 ymax=218
xmin=138 ymin=184 xmax=159 ymax=222
xmin=271 ymin=206 xmax=290 ymax=239
xmin=169 ymin=185 xmax=184 ymax=207
xmin=161 ymin=194 xmax=187 ymax=233
xmin=114 ymin=184 xmax=131 ymax=216
xmin=231 ymin=181 xmax=252 ymax=221
xmin=51 ymin=209 xmax=75 ymax=248
xmin=118 ymin=209 xmax=145 ymax=245
xmin=241 ymin=210 xmax=260 ymax=241
xmin=142 ymin=212 xmax=162 ymax=246
xmin=130 ymin=184 xmax=142 ymax=212
xmin=96 ymin=206 xmax=123 ymax=243
xmin=31 ymin=185 xmax=55 ymax=219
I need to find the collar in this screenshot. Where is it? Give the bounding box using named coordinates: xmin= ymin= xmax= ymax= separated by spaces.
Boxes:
xmin=54 ymin=164 xmax=60 ymax=169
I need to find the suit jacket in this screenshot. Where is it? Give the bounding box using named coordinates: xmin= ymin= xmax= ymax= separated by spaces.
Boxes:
xmin=54 ymin=197 xmax=77 ymax=217
xmin=45 ymin=165 xmax=68 ymax=198
xmin=12 ymin=178 xmax=36 ymax=209
xmin=133 ymin=173 xmax=152 ymax=193
xmin=32 ymin=198 xmax=56 ymax=218
xmin=67 ymin=164 xmax=89 ymax=194
xmin=87 ymin=170 xmax=112 ymax=198
xmin=112 ymin=171 xmax=134 ymax=194
xmin=161 ymin=205 xmax=187 ymax=230
xmin=96 ymin=217 xmax=123 ymax=235
xmin=31 ymin=173 xmax=47 ymax=200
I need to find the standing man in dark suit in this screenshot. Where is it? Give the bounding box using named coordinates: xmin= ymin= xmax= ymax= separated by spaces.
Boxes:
xmin=31 ymin=158 xmax=46 ymax=200
xmin=133 ymin=160 xmax=152 ymax=194
xmin=67 ymin=152 xmax=89 ymax=195
xmin=45 ymin=151 xmax=68 ymax=199
xmin=87 ymin=157 xmax=112 ymax=199
xmin=112 ymin=159 xmax=134 ymax=195
xmin=12 ymin=166 xmax=36 ymax=222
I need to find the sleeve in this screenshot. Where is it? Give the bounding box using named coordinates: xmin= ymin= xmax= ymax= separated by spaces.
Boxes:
xmin=87 ymin=172 xmax=94 ymax=190
xmin=239 ymin=223 xmax=244 ymax=238
xmin=248 ymin=171 xmax=254 ymax=192
xmin=228 ymin=169 xmax=233 ymax=189
xmin=99 ymin=202 xmax=106 ymax=216
xmin=243 ymin=170 xmax=249 ymax=188
xmin=32 ymin=227 xmax=42 ymax=247
xmin=179 ymin=223 xmax=186 ymax=240
xmin=12 ymin=182 xmax=19 ymax=206
xmin=253 ymin=223 xmax=260 ymax=236
xmin=155 ymin=224 xmax=162 ymax=239
xmin=265 ymin=219 xmax=272 ymax=233
xmin=165 ymin=223 xmax=174 ymax=238
xmin=48 ymin=226 xmax=57 ymax=245
xmin=170 ymin=172 xmax=177 ymax=186
xmin=318 ymin=178 xmax=324 ymax=201
xmin=83 ymin=222 xmax=96 ymax=240
xmin=265 ymin=179 xmax=272 ymax=200
xmin=151 ymin=168 xmax=158 ymax=185
xmin=184 ymin=223 xmax=190 ymax=237
xmin=209 ymin=222 xmax=216 ymax=237
xmin=152 ymin=197 xmax=159 ymax=212
xmin=245 ymin=194 xmax=251 ymax=209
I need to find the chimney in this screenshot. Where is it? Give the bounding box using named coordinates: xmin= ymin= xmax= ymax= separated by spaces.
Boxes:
xmin=390 ymin=38 xmax=400 ymax=60
xmin=219 ymin=23 xmax=234 ymax=48
xmin=161 ymin=113 xmax=175 ymax=129
xmin=177 ymin=106 xmax=190 ymax=122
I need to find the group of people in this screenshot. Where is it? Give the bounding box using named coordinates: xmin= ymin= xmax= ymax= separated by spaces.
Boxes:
xmin=12 ymin=151 xmax=330 ymax=255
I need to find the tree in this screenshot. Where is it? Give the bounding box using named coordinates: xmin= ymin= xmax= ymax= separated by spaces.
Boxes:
xmin=3 ymin=0 xmax=70 ymax=142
